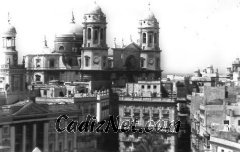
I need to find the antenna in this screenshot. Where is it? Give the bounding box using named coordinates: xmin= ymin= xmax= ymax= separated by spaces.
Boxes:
xmin=122 ymin=38 xmax=124 ymax=48
xmin=8 ymin=12 xmax=11 ymax=24
xmin=114 ymin=37 xmax=117 ymax=48
xmin=71 ymin=10 xmax=75 ymax=23
xmin=44 ymin=35 xmax=48 ymax=48
xmin=148 ymin=1 xmax=151 ymax=11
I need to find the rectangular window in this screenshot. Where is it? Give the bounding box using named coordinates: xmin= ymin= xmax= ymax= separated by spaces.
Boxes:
xmin=238 ymin=120 xmax=240 ymax=126
xmin=85 ymin=56 xmax=90 ymax=67
xmin=43 ymin=90 xmax=47 ymax=95
xmin=3 ymin=126 xmax=9 ymax=135
xmin=141 ymin=85 xmax=144 ymax=89
xmin=94 ymin=30 xmax=98 ymax=43
xmin=143 ymin=33 xmax=146 ymax=44
xmin=154 ymin=33 xmax=157 ymax=44
xmin=156 ymin=57 xmax=160 ymax=68
xmin=36 ymin=59 xmax=41 ymax=68
xmin=100 ymin=29 xmax=104 ymax=40
xmin=49 ymin=59 xmax=54 ymax=68
xmin=223 ymin=120 xmax=229 ymax=125
xmin=87 ymin=28 xmax=91 ymax=39
xmin=140 ymin=58 xmax=145 ymax=68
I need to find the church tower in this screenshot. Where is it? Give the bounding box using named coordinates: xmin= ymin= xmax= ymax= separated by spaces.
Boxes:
xmin=0 ymin=14 xmax=27 ymax=105
xmin=138 ymin=3 xmax=161 ymax=72
xmin=81 ymin=1 xmax=108 ymax=70
xmin=2 ymin=13 xmax=18 ymax=66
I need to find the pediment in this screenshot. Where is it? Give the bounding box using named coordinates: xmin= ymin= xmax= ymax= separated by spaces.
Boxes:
xmin=13 ymin=102 xmax=49 ymax=116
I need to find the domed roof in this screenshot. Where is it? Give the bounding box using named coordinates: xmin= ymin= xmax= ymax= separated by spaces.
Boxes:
xmin=56 ymin=15 xmax=83 ymax=37
xmin=142 ymin=9 xmax=157 ymax=21
xmin=2 ymin=24 xmax=17 ymax=37
xmin=86 ymin=2 xmax=103 ymax=15
xmin=2 ymin=13 xmax=17 ymax=37
xmin=59 ymin=22 xmax=83 ymax=35
xmin=141 ymin=3 xmax=157 ymax=21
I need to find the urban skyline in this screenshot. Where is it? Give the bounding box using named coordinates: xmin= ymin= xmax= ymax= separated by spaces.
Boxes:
xmin=0 ymin=0 xmax=240 ymax=73
xmin=0 ymin=1 xmax=240 ymax=152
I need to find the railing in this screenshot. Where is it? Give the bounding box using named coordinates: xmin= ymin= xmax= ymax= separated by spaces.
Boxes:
xmin=0 ymin=64 xmax=25 ymax=69
xmin=26 ymin=66 xmax=81 ymax=70
xmin=118 ymin=96 xmax=174 ymax=102
xmin=0 ymin=64 xmax=9 ymax=69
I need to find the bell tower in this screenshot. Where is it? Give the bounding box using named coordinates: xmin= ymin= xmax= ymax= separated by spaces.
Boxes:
xmin=2 ymin=13 xmax=18 ymax=66
xmin=81 ymin=1 xmax=108 ymax=70
xmin=138 ymin=3 xmax=161 ymax=71
xmin=0 ymin=13 xmax=27 ymax=105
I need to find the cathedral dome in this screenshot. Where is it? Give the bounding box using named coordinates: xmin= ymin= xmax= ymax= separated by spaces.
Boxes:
xmin=142 ymin=9 xmax=157 ymax=21
xmin=56 ymin=13 xmax=83 ymax=38
xmin=2 ymin=24 xmax=17 ymax=37
xmin=56 ymin=22 xmax=83 ymax=36
xmin=86 ymin=2 xmax=103 ymax=15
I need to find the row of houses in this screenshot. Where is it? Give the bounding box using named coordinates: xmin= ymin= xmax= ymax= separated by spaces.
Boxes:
xmin=190 ymin=62 xmax=240 ymax=152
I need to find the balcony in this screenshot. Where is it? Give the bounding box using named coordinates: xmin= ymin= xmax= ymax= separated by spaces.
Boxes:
xmin=26 ymin=66 xmax=81 ymax=70
xmin=0 ymin=64 xmax=9 ymax=69
xmin=118 ymin=96 xmax=174 ymax=103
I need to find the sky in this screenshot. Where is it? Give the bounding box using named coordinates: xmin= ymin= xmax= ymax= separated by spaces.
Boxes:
xmin=0 ymin=0 xmax=240 ymax=74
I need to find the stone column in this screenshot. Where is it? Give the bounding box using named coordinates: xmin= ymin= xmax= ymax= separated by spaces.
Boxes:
xmin=146 ymin=32 xmax=148 ymax=47
xmin=33 ymin=123 xmax=37 ymax=148
xmin=64 ymin=121 xmax=68 ymax=152
xmin=73 ymin=132 xmax=77 ymax=152
xmin=83 ymin=27 xmax=86 ymax=47
xmin=91 ymin=27 xmax=94 ymax=46
xmin=0 ymin=127 xmax=2 ymax=145
xmin=43 ymin=122 xmax=49 ymax=152
xmin=98 ymin=27 xmax=101 ymax=46
xmin=55 ymin=129 xmax=59 ymax=152
xmin=10 ymin=126 xmax=15 ymax=152
xmin=22 ymin=125 xmax=26 ymax=152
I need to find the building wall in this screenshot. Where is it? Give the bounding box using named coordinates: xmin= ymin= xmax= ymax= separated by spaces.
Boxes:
xmin=126 ymin=81 xmax=161 ymax=97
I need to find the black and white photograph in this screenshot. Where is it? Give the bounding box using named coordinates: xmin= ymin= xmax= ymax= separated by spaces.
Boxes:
xmin=0 ymin=0 xmax=240 ymax=152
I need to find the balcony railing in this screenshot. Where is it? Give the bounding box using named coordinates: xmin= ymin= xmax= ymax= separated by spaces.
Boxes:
xmin=0 ymin=64 xmax=25 ymax=69
xmin=26 ymin=66 xmax=81 ymax=70
xmin=118 ymin=96 xmax=174 ymax=103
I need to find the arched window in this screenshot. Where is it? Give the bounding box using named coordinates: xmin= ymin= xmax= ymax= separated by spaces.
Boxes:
xmin=35 ymin=75 xmax=41 ymax=82
xmin=87 ymin=28 xmax=91 ymax=39
xmin=59 ymin=46 xmax=64 ymax=51
xmin=154 ymin=33 xmax=157 ymax=44
xmin=149 ymin=34 xmax=152 ymax=44
xmin=94 ymin=30 xmax=98 ymax=42
xmin=143 ymin=33 xmax=146 ymax=44
xmin=156 ymin=57 xmax=160 ymax=68
xmin=36 ymin=59 xmax=41 ymax=68
xmin=100 ymin=29 xmax=104 ymax=40
xmin=49 ymin=59 xmax=54 ymax=68
xmin=85 ymin=56 xmax=90 ymax=67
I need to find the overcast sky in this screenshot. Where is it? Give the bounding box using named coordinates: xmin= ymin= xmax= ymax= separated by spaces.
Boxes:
xmin=0 ymin=0 xmax=240 ymax=74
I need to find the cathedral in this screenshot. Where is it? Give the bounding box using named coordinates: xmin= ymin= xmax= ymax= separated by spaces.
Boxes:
xmin=0 ymin=1 xmax=162 ymax=104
